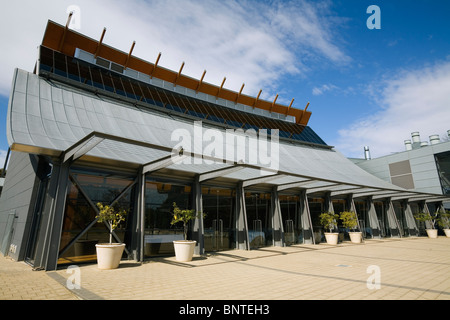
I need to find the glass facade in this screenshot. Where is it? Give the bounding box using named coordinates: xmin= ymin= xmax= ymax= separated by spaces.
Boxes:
xmin=374 ymin=201 xmax=389 ymax=237
xmin=355 ymin=200 xmax=368 ymax=237
xmin=38 ymin=46 xmax=328 ymax=147
xmin=144 ymin=180 xmax=192 ymax=257
xmin=58 ymin=168 xmax=136 ymax=264
xmin=245 ymin=191 xmax=272 ymax=248
xmin=279 ymin=195 xmax=301 ymax=245
xmin=47 ymin=162 xmax=440 ymax=265
xmin=435 ymin=151 xmax=450 ymax=195
xmin=202 ymin=187 xmax=236 ymax=251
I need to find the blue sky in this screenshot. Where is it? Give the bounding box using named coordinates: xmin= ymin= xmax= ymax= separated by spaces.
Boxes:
xmin=0 ymin=0 xmax=449 ymax=165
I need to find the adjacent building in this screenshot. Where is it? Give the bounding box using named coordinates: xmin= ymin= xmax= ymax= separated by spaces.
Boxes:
xmin=1 ymin=18 xmax=448 ymax=271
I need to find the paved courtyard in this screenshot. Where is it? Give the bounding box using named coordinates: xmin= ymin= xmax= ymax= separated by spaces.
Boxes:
xmin=1 ymin=237 xmax=450 ymax=301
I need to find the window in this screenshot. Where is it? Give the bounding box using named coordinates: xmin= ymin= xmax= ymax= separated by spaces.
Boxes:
xmin=95 ymin=57 xmax=110 ymax=69
xmin=435 ymin=151 xmax=450 ymax=195
xmin=58 ymin=169 xmax=136 ymax=265
xmin=144 ymin=180 xmax=192 ymax=257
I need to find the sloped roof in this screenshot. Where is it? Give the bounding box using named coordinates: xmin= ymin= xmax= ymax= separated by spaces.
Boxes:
xmin=6 ymin=68 xmax=449 ymax=202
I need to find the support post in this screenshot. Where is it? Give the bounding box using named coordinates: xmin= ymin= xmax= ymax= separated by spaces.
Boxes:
xmin=35 ymin=160 xmax=71 ymax=271
xmin=193 ymin=175 xmax=204 ymax=255
xmin=299 ymin=190 xmax=314 ymax=244
xmin=235 ymin=182 xmax=249 ymax=250
xmin=271 ymin=186 xmax=284 ymax=247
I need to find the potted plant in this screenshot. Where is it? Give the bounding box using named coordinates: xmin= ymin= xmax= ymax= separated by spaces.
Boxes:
xmin=340 ymin=211 xmax=362 ymax=244
xmin=319 ymin=212 xmax=340 ymax=245
xmin=437 ymin=210 xmax=450 ymax=238
xmin=95 ymin=202 xmax=127 ymax=269
xmin=414 ymin=211 xmax=438 ymax=238
xmin=171 ymin=202 xmax=201 ymax=262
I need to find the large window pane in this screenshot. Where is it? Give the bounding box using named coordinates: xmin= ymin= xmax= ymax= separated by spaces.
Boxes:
xmin=245 ymin=191 xmax=272 ymax=248
xmin=203 ymin=187 xmax=236 ymax=251
xmin=279 ymin=194 xmax=301 ymax=245
xmin=144 ymin=181 xmax=192 ymax=257
xmin=58 ymin=169 xmax=135 ymax=265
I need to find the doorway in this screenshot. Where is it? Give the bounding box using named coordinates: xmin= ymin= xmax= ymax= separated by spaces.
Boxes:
xmin=202 ymin=187 xmax=236 ymax=252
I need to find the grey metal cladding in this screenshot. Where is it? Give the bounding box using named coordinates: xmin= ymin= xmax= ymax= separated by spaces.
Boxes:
xmin=6 ymin=69 xmax=444 ymax=197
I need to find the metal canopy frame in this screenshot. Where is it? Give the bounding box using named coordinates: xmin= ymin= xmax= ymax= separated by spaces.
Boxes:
xmin=58 ymin=131 xmax=450 ymax=203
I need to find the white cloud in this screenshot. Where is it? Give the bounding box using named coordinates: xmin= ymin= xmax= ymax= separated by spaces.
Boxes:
xmin=333 ymin=60 xmax=450 ymax=158
xmin=0 ymin=0 xmax=349 ymax=101
xmin=312 ymin=84 xmax=338 ymax=96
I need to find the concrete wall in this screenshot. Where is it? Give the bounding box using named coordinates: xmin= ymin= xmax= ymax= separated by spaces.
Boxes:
xmin=0 ymin=151 xmax=39 ymax=261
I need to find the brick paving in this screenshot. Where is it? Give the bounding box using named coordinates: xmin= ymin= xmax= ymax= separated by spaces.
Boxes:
xmin=1 ymin=237 xmax=450 ymax=301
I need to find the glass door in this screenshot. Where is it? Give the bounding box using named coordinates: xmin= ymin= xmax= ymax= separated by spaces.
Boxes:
xmin=203 ymin=187 xmax=235 ymax=252
xmin=144 ymin=181 xmax=192 ymax=257
xmin=245 ymin=191 xmax=272 ymax=248
xmin=280 ymin=195 xmax=299 ymax=245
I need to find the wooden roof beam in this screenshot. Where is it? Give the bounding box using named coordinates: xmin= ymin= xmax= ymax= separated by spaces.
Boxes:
xmin=58 ymin=12 xmax=73 ymax=52
xmin=235 ymin=83 xmax=245 ymax=104
xmin=94 ymin=27 xmax=107 ymax=59
xmin=196 ymin=70 xmax=206 ymax=93
xmin=150 ymin=52 xmax=161 ymax=79
xmin=124 ymin=41 xmax=136 ymax=69
xmin=253 ymin=89 xmax=262 ymax=109
xmin=216 ymin=77 xmax=226 ymax=99
xmin=270 ymin=94 xmax=278 ymax=113
xmin=286 ymin=98 xmax=294 ymax=115
xmin=174 ymin=61 xmax=185 ymax=87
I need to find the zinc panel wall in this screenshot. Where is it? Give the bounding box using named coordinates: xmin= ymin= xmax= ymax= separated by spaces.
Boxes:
xmin=0 ymin=151 xmax=38 ymax=260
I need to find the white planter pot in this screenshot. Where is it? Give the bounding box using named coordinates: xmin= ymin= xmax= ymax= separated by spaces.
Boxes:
xmin=349 ymin=232 xmax=363 ymax=244
xmin=173 ymin=240 xmax=196 ymax=262
xmin=426 ymin=229 xmax=438 ymax=239
xmin=444 ymin=229 xmax=450 ymax=238
xmin=95 ymin=243 xmax=125 ymax=269
xmin=324 ymin=233 xmax=339 ymax=245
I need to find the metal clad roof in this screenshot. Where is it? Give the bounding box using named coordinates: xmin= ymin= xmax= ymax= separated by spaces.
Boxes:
xmin=6 ymin=69 xmax=449 ymax=201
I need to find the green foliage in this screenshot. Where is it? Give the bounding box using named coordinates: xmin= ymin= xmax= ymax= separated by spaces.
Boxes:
xmin=340 ymin=211 xmax=358 ymax=231
xmin=413 ymin=211 xmax=437 ymax=229
xmin=319 ymin=212 xmax=339 ymax=233
xmin=171 ymin=202 xmax=203 ymax=241
xmin=96 ymin=202 xmax=127 ymax=244
xmin=437 ymin=210 xmax=450 ymax=229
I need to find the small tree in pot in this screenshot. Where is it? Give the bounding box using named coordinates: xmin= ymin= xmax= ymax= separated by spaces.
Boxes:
xmin=437 ymin=210 xmax=450 ymax=238
xmin=319 ymin=212 xmax=339 ymax=245
xmin=171 ymin=202 xmax=203 ymax=262
xmin=340 ymin=211 xmax=362 ymax=243
xmin=414 ymin=211 xmax=438 ymax=238
xmin=95 ymin=203 xmax=127 ymax=269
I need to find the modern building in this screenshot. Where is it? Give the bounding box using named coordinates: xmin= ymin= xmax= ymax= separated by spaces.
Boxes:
xmin=352 ymin=131 xmax=450 ymax=229
xmin=1 ymin=17 xmax=449 ymax=271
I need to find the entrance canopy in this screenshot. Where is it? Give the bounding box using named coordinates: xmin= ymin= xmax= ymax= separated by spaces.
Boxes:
xmin=7 ymin=69 xmax=450 ymax=203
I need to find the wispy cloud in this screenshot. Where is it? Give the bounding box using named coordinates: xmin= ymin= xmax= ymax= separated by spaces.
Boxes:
xmin=0 ymin=0 xmax=349 ymax=102
xmin=333 ymin=60 xmax=450 ymax=158
xmin=312 ymin=84 xmax=338 ymax=96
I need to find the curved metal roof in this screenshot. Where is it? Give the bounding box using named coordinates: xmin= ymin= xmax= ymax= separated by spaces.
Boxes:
xmin=6 ymin=68 xmax=449 ymax=202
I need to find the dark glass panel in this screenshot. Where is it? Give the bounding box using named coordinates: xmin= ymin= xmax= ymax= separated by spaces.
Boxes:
xmin=245 ymin=191 xmax=272 ymax=248
xmin=144 ymin=181 xmax=192 ymax=257
xmin=202 ymin=187 xmax=236 ymax=251
xmin=58 ymin=170 xmax=135 ymax=265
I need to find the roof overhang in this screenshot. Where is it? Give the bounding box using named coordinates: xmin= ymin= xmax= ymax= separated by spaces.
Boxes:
xmin=7 ymin=69 xmax=449 ymax=204
xmin=41 ymin=19 xmax=312 ymax=125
